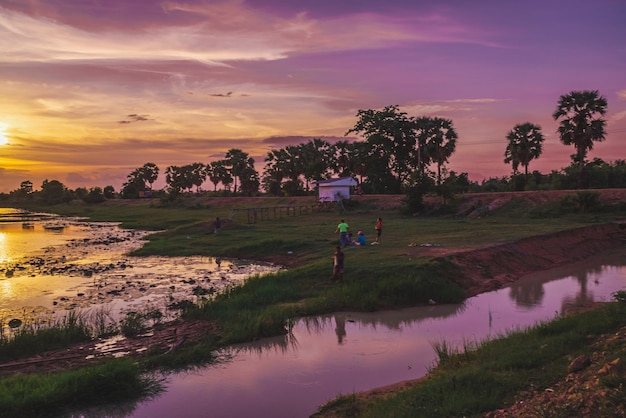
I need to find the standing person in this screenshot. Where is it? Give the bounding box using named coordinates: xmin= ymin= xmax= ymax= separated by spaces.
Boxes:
xmin=213 ymin=217 xmax=222 ymax=234
xmin=372 ymin=217 xmax=382 ymax=244
xmin=335 ymin=219 xmax=350 ymax=247
xmin=333 ymin=246 xmax=345 ymax=282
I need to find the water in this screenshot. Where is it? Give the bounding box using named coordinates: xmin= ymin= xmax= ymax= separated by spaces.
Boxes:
xmin=0 ymin=208 xmax=280 ymax=326
xmin=115 ymin=251 xmax=625 ymax=418
xmin=3 ymin=208 xmax=625 ymax=417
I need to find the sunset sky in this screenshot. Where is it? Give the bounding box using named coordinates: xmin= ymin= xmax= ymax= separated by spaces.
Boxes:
xmin=0 ymin=0 xmax=624 ymax=193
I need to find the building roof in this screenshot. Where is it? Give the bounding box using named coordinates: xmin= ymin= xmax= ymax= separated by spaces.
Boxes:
xmin=314 ymin=177 xmax=358 ymax=187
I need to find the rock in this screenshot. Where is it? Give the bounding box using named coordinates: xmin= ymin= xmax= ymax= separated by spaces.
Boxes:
xmin=568 ymin=355 xmax=591 ymax=373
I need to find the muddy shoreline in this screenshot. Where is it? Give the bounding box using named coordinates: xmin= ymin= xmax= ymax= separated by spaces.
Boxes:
xmin=2 ymin=222 xmax=626 ymax=378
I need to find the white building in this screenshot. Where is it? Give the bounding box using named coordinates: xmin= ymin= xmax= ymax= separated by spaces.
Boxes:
xmin=315 ymin=177 xmax=358 ymax=202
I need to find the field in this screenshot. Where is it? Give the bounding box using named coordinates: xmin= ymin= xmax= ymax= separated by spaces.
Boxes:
xmin=2 ymin=189 xmax=626 ymax=417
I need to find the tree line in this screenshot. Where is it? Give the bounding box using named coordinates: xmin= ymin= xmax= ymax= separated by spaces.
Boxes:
xmin=3 ymin=89 xmax=621 ymax=206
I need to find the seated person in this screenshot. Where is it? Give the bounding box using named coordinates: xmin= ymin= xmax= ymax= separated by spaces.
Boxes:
xmin=356 ymin=231 xmax=367 ymax=246
xmin=346 ymin=232 xmax=358 ymax=246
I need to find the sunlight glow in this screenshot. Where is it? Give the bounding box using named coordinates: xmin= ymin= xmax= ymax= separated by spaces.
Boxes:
xmin=0 ymin=232 xmax=9 ymax=263
xmin=0 ymin=123 xmax=9 ymax=145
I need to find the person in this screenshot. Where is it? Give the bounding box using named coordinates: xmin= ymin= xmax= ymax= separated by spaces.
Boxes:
xmin=335 ymin=219 xmax=350 ymax=247
xmin=333 ymin=246 xmax=344 ymax=282
xmin=372 ymin=217 xmax=382 ymax=244
xmin=213 ymin=217 xmax=222 ymax=234
xmin=356 ymin=230 xmax=367 ymax=246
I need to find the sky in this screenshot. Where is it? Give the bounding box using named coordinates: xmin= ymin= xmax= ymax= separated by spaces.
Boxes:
xmin=0 ymin=0 xmax=624 ymax=193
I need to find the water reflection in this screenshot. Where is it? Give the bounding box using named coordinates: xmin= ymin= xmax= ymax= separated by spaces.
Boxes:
xmin=118 ymin=252 xmax=626 ymax=418
xmin=507 ymin=251 xmax=626 ymax=313
xmin=0 ymin=209 xmax=281 ymax=328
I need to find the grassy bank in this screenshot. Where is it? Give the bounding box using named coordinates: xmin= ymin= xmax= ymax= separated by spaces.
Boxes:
xmin=1 ymin=194 xmax=625 ymax=416
xmin=312 ymin=301 xmax=626 ymax=417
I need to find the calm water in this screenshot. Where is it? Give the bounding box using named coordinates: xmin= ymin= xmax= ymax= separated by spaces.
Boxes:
xmin=0 ymin=208 xmax=279 ymax=326
xmin=3 ymin=209 xmax=625 ymax=418
xmin=114 ymin=251 xmax=626 ymax=418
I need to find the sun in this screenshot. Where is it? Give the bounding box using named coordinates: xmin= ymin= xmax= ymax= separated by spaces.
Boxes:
xmin=0 ymin=123 xmax=9 ymax=145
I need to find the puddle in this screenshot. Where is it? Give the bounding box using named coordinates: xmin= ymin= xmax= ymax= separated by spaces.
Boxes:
xmin=0 ymin=208 xmax=282 ymax=328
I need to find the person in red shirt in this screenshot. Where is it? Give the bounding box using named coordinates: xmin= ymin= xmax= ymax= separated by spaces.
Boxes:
xmin=372 ymin=217 xmax=382 ymax=244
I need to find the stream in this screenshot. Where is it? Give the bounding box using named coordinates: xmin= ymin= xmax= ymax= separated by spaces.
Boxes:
xmin=1 ymin=208 xmax=625 ymax=417
xmin=108 ymin=250 xmax=625 ymax=418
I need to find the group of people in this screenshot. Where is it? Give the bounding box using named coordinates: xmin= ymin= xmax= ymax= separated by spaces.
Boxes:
xmin=332 ymin=217 xmax=382 ymax=282
xmin=334 ymin=217 xmax=382 ymax=248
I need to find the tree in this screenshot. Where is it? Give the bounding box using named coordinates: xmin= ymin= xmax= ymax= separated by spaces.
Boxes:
xmin=40 ymin=179 xmax=68 ymax=205
xmin=504 ymin=123 xmax=545 ymax=180
xmin=553 ymin=90 xmax=607 ymax=188
xmin=83 ymin=187 xmax=106 ymax=203
xmin=103 ymin=185 xmax=115 ymax=199
xmin=224 ymin=149 xmax=256 ymax=195
xmin=19 ymin=180 xmax=33 ymax=195
xmin=207 ymin=160 xmax=232 ymax=192
xmin=422 ymin=117 xmax=458 ymax=184
xmin=346 ymin=105 xmax=418 ymax=193
xmin=139 ymin=163 xmax=159 ymax=190
xmin=299 ymin=138 xmax=334 ymax=192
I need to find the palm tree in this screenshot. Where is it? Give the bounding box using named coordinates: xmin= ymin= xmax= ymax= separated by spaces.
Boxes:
xmin=423 ymin=117 xmax=458 ymax=185
xmin=504 ymin=122 xmax=545 ymax=178
xmin=553 ymin=90 xmax=607 ymax=188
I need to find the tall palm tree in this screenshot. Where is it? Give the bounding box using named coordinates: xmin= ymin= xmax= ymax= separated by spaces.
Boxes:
xmin=423 ymin=117 xmax=458 ymax=184
xmin=553 ymin=90 xmax=607 ymax=188
xmin=504 ymin=122 xmax=545 ymax=178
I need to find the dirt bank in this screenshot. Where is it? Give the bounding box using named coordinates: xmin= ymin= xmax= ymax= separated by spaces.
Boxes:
xmin=445 ymin=222 xmax=626 ymax=297
xmin=3 ymin=222 xmax=625 ymax=378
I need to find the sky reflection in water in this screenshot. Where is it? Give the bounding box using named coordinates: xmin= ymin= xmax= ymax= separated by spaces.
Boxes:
xmin=124 ymin=251 xmax=626 ymax=418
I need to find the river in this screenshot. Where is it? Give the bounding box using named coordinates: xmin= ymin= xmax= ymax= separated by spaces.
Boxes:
xmin=1 ymin=208 xmax=625 ymax=418
xmin=101 ymin=251 xmax=625 ymax=418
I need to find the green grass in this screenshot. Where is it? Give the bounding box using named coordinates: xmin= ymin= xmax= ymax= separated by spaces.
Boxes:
xmin=0 ymin=359 xmax=161 ymax=418
xmin=3 ymin=194 xmax=625 ymax=416
xmin=314 ymin=302 xmax=626 ymax=417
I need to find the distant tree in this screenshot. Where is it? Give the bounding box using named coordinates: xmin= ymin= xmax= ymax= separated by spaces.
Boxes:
xmin=83 ymin=187 xmax=106 ymax=203
xmin=299 ymin=138 xmax=334 ymax=191
xmin=139 ymin=163 xmax=159 ymax=190
xmin=103 ymin=185 xmax=115 ymax=199
xmin=239 ymin=166 xmax=260 ymax=196
xmin=188 ymin=162 xmax=207 ymax=193
xmin=553 ymin=90 xmax=607 ymax=188
xmin=74 ymin=187 xmax=88 ymax=200
xmin=504 ymin=122 xmax=545 ymax=182
xmin=224 ymin=149 xmax=256 ymax=195
xmin=422 ymin=117 xmax=458 ymax=184
xmin=40 ymin=179 xmax=68 ymax=205
xmin=207 ymin=160 xmax=232 ymax=192
xmin=347 ymin=105 xmax=418 ymax=193
xmin=19 ymin=180 xmax=33 ymax=195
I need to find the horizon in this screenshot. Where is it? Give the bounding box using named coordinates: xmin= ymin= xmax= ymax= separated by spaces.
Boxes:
xmin=0 ymin=0 xmax=625 ymax=193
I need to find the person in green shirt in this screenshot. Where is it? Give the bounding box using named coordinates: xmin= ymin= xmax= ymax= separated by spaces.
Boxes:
xmin=335 ymin=219 xmax=350 ymax=247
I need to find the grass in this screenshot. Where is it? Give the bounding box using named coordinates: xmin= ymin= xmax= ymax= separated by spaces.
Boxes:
xmin=0 ymin=359 xmax=162 ymax=418
xmin=314 ymin=302 xmax=626 ymax=417
xmin=2 ymin=194 xmax=625 ymax=416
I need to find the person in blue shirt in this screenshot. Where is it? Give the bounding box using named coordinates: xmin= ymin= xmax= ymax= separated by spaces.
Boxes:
xmin=356 ymin=231 xmax=367 ymax=246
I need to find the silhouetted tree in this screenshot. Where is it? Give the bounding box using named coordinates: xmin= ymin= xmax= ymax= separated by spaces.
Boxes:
xmin=553 ymin=90 xmax=607 ymax=188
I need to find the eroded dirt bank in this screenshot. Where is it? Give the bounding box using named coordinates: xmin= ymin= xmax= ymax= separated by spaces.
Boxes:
xmin=443 ymin=222 xmax=626 ymax=298
xmin=2 ymin=222 xmax=626 ymax=378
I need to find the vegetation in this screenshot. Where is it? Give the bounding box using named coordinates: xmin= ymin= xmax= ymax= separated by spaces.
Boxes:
xmin=0 ymin=187 xmax=624 ymax=415
xmin=1 ymin=89 xmax=620 ymax=205
xmin=313 ymin=301 xmax=626 ymax=417
xmin=0 ymin=359 xmax=161 ymax=418
xmin=553 ymin=90 xmax=608 ymax=189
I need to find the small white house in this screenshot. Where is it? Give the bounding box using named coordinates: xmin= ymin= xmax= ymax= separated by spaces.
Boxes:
xmin=315 ymin=177 xmax=358 ymax=202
